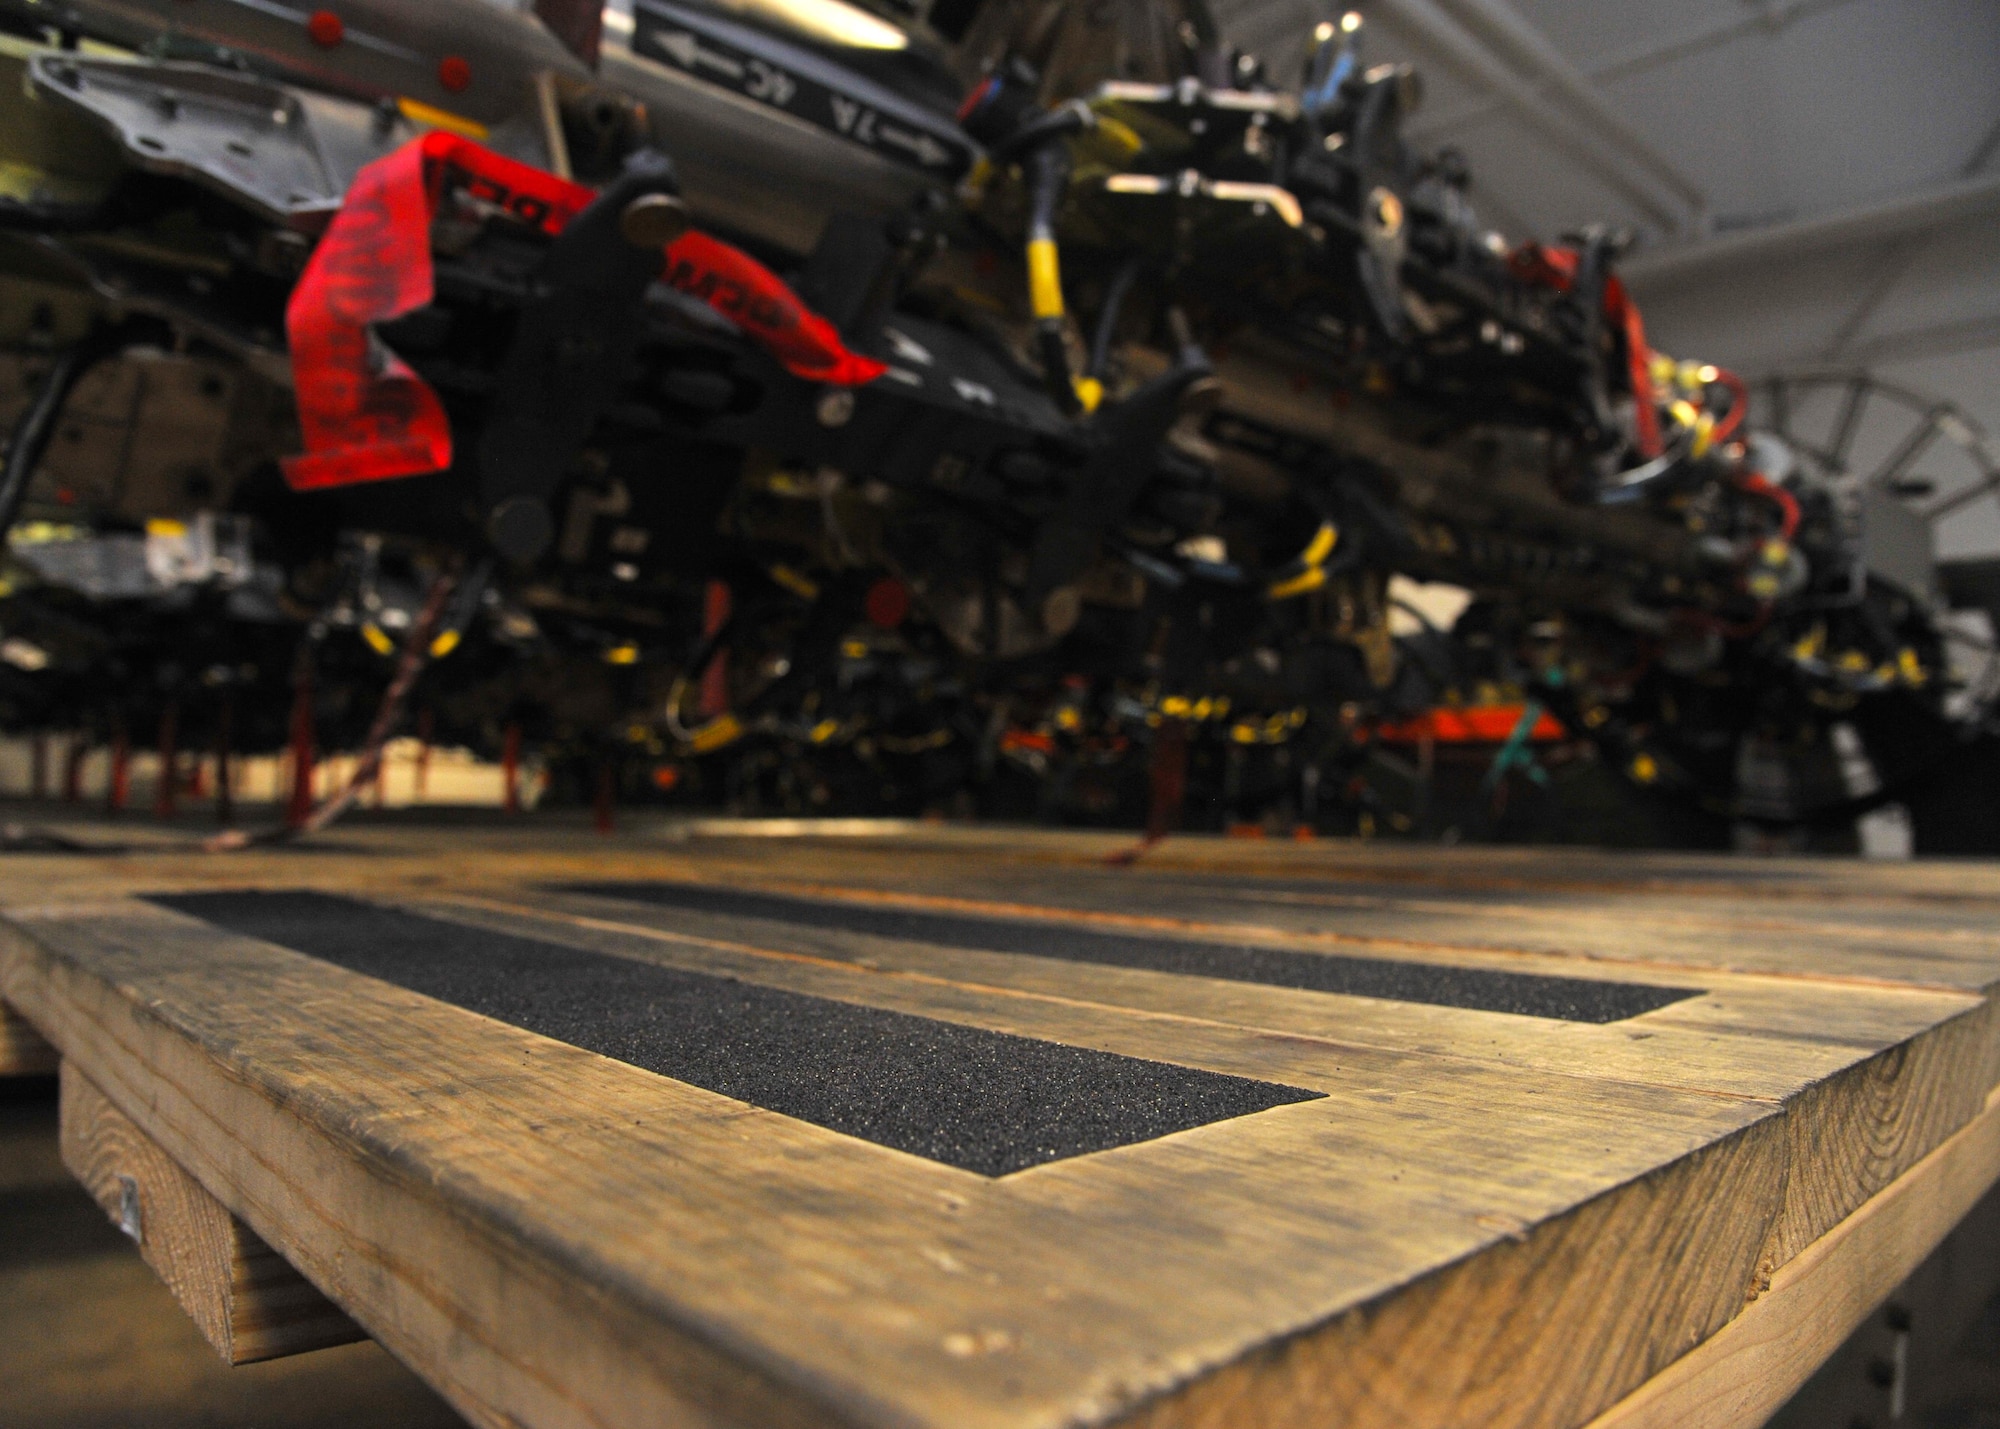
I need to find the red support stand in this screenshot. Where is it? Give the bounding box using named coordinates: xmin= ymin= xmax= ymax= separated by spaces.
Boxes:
xmin=1108 ymin=719 xmax=1187 ymax=866
xmin=1145 ymin=718 xmax=1189 ymax=846
xmin=415 ymin=707 xmax=434 ymax=801
xmin=214 ymin=695 xmax=234 ymax=827
xmin=593 ymin=758 xmax=615 ymax=835
xmin=502 ymin=722 xmax=523 ymax=815
xmin=106 ymin=728 xmax=130 ymax=816
xmin=699 ymin=580 xmax=731 ymax=719
xmin=285 ymin=662 xmax=316 ymax=831
xmin=155 ymin=700 xmax=179 ymax=820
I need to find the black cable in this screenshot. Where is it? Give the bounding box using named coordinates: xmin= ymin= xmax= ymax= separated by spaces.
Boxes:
xmin=1024 ymin=141 xmax=1080 ymax=415
xmin=1089 ymin=258 xmax=1144 ymax=381
xmin=986 ymin=103 xmax=1092 ymax=166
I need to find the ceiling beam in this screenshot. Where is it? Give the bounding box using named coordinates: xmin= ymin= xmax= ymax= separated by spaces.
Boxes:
xmin=1365 ymin=0 xmax=1695 ymax=233
xmin=1849 ymin=313 xmax=2000 ymax=368
xmin=1407 ymin=0 xmax=1863 ymax=144
xmin=1422 ymin=0 xmax=1706 ymax=219
xmin=1619 ymin=172 xmax=2000 ymax=290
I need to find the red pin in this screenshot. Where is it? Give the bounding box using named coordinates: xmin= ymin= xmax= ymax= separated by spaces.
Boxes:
xmin=306 ymin=9 xmax=343 ymax=47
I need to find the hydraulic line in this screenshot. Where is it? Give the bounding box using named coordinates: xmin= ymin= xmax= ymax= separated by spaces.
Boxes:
xmin=1089 ymin=258 xmax=1145 ymax=383
xmin=1024 ymin=138 xmax=1092 ymax=415
xmin=665 ymin=605 xmax=742 ymax=748
xmin=1709 ymin=366 xmax=1750 ymax=446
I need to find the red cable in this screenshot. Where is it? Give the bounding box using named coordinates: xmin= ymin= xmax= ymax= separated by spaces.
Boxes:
xmin=1736 ymin=470 xmax=1799 ymax=543
xmin=1709 ymin=366 xmax=1750 ymax=446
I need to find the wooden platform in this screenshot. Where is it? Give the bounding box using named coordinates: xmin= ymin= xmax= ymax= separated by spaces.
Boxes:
xmin=3 ymin=818 xmax=1999 ymax=1429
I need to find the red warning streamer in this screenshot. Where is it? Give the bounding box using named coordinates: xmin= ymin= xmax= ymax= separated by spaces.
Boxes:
xmin=284 ymin=134 xmax=882 ymax=492
xmin=661 ymin=231 xmax=886 ymax=387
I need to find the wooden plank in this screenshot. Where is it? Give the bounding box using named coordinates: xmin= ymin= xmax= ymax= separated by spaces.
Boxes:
xmin=57 ymin=1059 xmax=367 ymax=1365
xmin=671 ymin=823 xmax=2000 ymax=907
xmin=451 ymin=889 xmax=2000 ymax=1294
xmin=632 ymin=853 xmax=2000 ymax=992
xmin=0 ymin=896 xmax=1792 ymax=1429
xmin=1589 ymin=1085 xmax=2000 ymax=1429
xmin=461 ymin=884 xmax=1977 ymax=1118
xmin=2 ymin=994 xmax=57 ymax=1075
xmin=0 ymin=828 xmax=1996 ymax=1429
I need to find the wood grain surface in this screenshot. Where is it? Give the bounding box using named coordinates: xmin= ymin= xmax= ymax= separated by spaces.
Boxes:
xmin=0 ymin=820 xmax=1995 ymax=1429
xmin=2 ymin=995 xmax=56 ymax=1075
xmin=1589 ymin=1085 xmax=2000 ymax=1429
xmin=58 ymin=1060 xmax=366 ymax=1364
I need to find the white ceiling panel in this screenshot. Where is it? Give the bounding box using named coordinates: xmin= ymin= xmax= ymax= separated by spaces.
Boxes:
xmin=1212 ymin=0 xmax=2000 ymax=553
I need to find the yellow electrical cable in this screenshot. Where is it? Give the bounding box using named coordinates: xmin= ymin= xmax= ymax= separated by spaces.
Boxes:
xmin=1027 ymin=237 xmax=1065 ymax=321
xmin=768 ymin=564 xmax=820 ymax=600
xmin=688 ymin=715 xmax=744 ymax=754
xmin=1266 ymin=523 xmax=1339 ymax=599
xmin=1267 ymin=565 xmax=1329 ymax=600
xmin=397 ymin=97 xmax=489 ymax=140
xmin=1300 ymin=521 xmax=1338 ymax=568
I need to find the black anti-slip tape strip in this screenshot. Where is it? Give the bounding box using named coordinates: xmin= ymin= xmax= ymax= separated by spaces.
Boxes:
xmin=560 ymin=882 xmax=1701 ymax=1023
xmin=148 ymin=890 xmax=1320 ymax=1177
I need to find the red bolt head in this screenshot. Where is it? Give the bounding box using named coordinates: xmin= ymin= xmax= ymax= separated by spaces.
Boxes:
xmin=305 ymin=9 xmax=343 ymax=47
xmin=438 ymin=55 xmax=472 ymax=92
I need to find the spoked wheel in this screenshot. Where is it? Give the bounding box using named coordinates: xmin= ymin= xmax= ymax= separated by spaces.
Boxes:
xmin=1723 ymin=369 xmax=2000 ymax=835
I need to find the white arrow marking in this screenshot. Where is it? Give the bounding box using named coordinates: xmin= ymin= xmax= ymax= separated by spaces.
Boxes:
xmin=885 ymin=328 xmax=933 ymax=366
xmin=656 ymin=29 xmax=743 ymax=80
xmin=877 ymin=124 xmax=952 ymax=168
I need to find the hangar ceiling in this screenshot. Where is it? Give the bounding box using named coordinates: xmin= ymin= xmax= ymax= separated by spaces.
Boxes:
xmin=1214 ymin=0 xmax=2000 ymax=557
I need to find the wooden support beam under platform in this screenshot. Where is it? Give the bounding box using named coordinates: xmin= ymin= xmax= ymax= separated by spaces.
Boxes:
xmin=58 ymin=1061 xmax=367 ymax=1365
xmin=0 ymin=819 xmax=1997 ymax=1428
xmin=2 ymin=995 xmax=57 ymax=1075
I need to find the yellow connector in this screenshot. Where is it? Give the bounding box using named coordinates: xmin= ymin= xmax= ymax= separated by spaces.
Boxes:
xmin=1268 ymin=565 xmax=1329 ymax=600
xmin=688 ymin=715 xmax=744 ymax=754
xmin=768 ymin=564 xmax=820 ymax=600
xmin=397 ymin=97 xmax=489 ymax=140
xmin=1300 ymin=521 xmax=1339 ymax=569
xmin=1027 ymin=237 xmax=1065 ymax=321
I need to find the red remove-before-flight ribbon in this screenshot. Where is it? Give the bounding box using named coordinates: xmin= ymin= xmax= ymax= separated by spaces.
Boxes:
xmin=284 ymin=134 xmax=883 ymax=492
xmin=660 ymin=231 xmax=886 ymax=387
